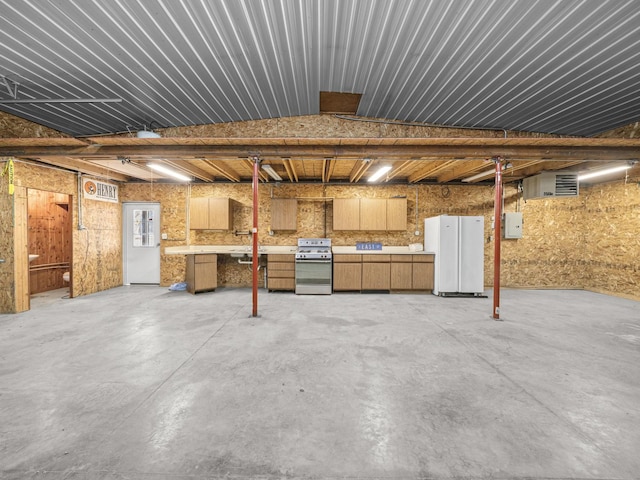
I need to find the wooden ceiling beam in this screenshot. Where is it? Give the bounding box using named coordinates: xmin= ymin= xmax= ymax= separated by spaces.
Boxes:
xmin=5 ymin=136 xmax=640 ymax=161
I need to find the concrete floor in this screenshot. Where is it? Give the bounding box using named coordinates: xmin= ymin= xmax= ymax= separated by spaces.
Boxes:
xmin=1 ymin=287 xmax=639 ymax=480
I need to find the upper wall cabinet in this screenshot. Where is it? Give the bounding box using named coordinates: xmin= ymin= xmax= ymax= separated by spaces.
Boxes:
xmin=271 ymin=198 xmax=297 ymax=231
xmin=386 ymin=198 xmax=408 ymax=231
xmin=333 ymin=198 xmax=406 ymax=231
xmin=333 ymin=198 xmax=360 ymax=230
xmin=190 ymin=197 xmax=233 ymax=230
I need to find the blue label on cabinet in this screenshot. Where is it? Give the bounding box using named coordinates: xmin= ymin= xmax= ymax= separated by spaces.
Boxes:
xmin=356 ymin=242 xmax=383 ymax=250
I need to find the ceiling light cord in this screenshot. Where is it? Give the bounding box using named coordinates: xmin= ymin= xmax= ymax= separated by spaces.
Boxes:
xmin=334 ymin=114 xmax=509 ymax=138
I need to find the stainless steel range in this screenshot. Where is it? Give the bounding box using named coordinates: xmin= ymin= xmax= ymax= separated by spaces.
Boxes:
xmin=295 ymin=238 xmax=332 ymax=295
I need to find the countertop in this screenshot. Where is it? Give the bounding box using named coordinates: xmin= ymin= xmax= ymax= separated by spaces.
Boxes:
xmin=165 ymin=245 xmax=434 ymax=256
xmin=165 ymin=245 xmax=297 ymax=255
xmin=332 ymin=246 xmax=434 ymax=255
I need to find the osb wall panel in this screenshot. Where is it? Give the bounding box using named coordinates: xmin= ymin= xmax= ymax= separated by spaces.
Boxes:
xmin=0 ymin=160 xmax=15 ymax=312
xmin=158 ymin=114 xmax=566 ymax=139
xmin=74 ymin=189 xmax=121 ymax=295
xmin=581 ymin=179 xmax=640 ymax=299
xmin=8 ymin=162 xmax=122 ymax=302
xmin=0 ymin=110 xmax=67 ymax=138
xmin=501 ymin=190 xmax=589 ymax=289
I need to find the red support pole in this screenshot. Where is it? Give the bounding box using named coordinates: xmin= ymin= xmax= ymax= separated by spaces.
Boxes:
xmin=252 ymin=156 xmax=259 ymax=317
xmin=493 ymin=157 xmax=502 ymax=320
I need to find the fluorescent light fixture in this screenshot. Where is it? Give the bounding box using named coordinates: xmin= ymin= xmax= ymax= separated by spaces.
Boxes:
xmin=462 ymin=168 xmax=495 ymax=182
xmin=578 ymin=165 xmax=630 ymax=181
xmin=261 ymin=164 xmax=283 ymax=181
xmin=368 ymin=165 xmax=392 ymax=182
xmin=147 ymin=163 xmax=191 ymax=182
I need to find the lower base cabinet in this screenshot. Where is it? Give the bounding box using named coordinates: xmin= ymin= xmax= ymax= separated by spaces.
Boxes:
xmin=267 ymin=254 xmax=295 ymax=291
xmin=334 ymin=253 xmax=434 ymax=292
xmin=186 ymin=254 xmax=217 ymax=294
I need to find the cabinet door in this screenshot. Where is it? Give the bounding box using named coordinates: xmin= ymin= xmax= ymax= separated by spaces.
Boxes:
xmin=391 ymin=262 xmax=412 ymax=289
xmin=271 ymin=198 xmax=297 ymax=230
xmin=208 ymin=198 xmax=232 ymax=230
xmin=386 ymin=198 xmax=407 ymax=231
xmin=360 ymin=198 xmax=387 ymax=231
xmin=333 ymin=263 xmax=362 ymax=291
xmin=189 ymin=198 xmax=210 ymax=230
xmin=412 ymin=262 xmax=434 ymax=290
xmin=195 ymin=262 xmax=217 ymax=291
xmin=333 ymin=198 xmax=360 ymax=230
xmin=362 ymin=262 xmax=390 ymax=290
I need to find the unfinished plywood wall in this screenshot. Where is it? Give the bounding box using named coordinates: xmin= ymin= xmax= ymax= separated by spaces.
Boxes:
xmin=28 ymin=189 xmax=72 ymax=294
xmin=581 ymin=179 xmax=640 ymax=299
xmin=0 ymin=160 xmax=15 ymax=312
xmin=0 ymin=161 xmax=122 ymax=310
xmin=158 ymin=114 xmax=566 ymax=139
xmin=0 ymin=110 xmax=67 ymax=138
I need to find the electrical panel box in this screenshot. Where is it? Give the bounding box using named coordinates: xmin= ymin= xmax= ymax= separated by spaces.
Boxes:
xmin=503 ymin=212 xmax=523 ymax=239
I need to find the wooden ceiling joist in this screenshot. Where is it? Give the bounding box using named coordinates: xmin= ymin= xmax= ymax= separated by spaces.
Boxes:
xmin=322 ymin=157 xmax=336 ymax=183
xmin=36 ymin=157 xmax=129 ymax=182
xmin=281 ymin=157 xmax=298 ymax=182
xmin=160 ymin=160 xmax=215 ymax=182
xmin=409 ymin=160 xmax=457 ymax=183
xmin=349 ymin=159 xmax=373 ymax=183
xmin=201 ymin=159 xmax=241 ymax=182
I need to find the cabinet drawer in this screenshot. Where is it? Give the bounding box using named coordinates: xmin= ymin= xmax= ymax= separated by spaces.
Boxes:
xmin=334 ymin=254 xmax=362 ymax=263
xmin=195 ymin=254 xmax=217 ymax=264
xmin=413 ymin=254 xmax=434 ymax=263
xmin=362 ymin=254 xmax=391 ymax=262
xmin=268 ymin=254 xmax=295 ymax=262
xmin=268 ymin=278 xmax=295 ymax=290
xmin=391 ymin=254 xmax=412 ymax=262
xmin=269 ymin=269 xmax=294 ymax=279
xmin=268 ymin=262 xmax=295 ymax=271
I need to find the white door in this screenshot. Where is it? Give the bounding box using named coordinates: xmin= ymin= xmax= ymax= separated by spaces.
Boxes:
xmin=425 ymin=215 xmax=459 ymax=295
xmin=123 ymin=203 xmax=161 ymax=285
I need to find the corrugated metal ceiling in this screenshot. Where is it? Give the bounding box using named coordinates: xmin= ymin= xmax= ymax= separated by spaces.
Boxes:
xmin=1 ymin=0 xmax=640 ymax=137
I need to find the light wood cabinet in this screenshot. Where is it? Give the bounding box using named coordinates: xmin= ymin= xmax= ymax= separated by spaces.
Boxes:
xmin=333 ymin=254 xmax=363 ymax=291
xmin=267 ymin=254 xmax=295 ymax=291
xmin=185 ymin=254 xmax=217 ymax=294
xmin=189 ymin=197 xmax=233 ymax=230
xmin=333 ymin=198 xmax=407 ymax=231
xmin=412 ymin=254 xmax=435 ymax=291
xmin=360 ymin=198 xmax=387 ymax=231
xmin=271 ymin=198 xmax=297 ymax=231
xmin=387 ymin=198 xmax=408 ymax=231
xmin=333 ymin=198 xmax=360 ymax=230
xmin=362 ymin=262 xmax=391 ymax=290
xmin=390 ymin=255 xmax=412 ymax=290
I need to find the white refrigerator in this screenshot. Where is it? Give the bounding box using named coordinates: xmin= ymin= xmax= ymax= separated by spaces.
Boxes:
xmin=424 ymin=215 xmax=484 ymax=296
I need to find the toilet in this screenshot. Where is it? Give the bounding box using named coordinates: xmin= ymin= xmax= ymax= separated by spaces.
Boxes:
xmin=63 ymin=271 xmax=70 ymax=283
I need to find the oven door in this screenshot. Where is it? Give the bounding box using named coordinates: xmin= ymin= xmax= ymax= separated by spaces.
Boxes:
xmin=295 ymin=260 xmax=332 ymax=295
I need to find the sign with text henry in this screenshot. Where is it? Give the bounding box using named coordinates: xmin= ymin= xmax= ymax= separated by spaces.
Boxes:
xmin=83 ymin=178 xmax=118 ymax=203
